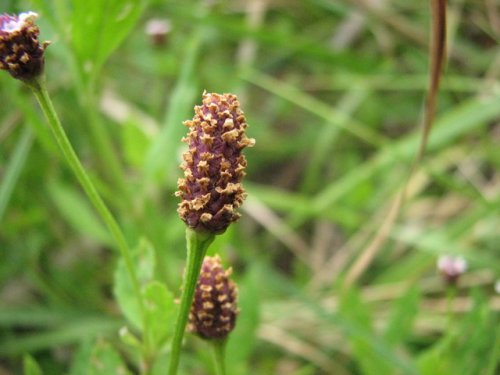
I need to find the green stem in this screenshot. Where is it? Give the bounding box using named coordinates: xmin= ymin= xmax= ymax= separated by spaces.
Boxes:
xmin=446 ymin=284 xmax=456 ymax=330
xmin=168 ymin=229 xmax=215 ymax=375
xmin=211 ymin=339 xmax=227 ymax=375
xmin=27 ymin=76 xmax=148 ymax=350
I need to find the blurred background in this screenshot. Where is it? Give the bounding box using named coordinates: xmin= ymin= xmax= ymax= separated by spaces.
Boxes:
xmin=0 ymin=0 xmax=499 ymax=374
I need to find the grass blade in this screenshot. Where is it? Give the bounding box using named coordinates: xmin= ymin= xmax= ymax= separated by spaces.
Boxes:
xmin=0 ymin=126 xmax=33 ymax=221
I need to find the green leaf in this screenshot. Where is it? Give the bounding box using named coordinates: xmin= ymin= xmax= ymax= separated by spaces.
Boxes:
xmin=23 ymin=355 xmax=43 ymax=375
xmin=118 ymin=326 xmax=142 ymax=349
xmin=70 ymin=341 xmax=93 ymax=375
xmin=339 ymin=286 xmax=372 ymax=330
xmin=0 ymin=127 xmax=33 ymax=221
xmin=418 ymin=346 xmax=454 ymax=375
xmin=70 ymin=0 xmax=147 ymax=81
xmin=89 ymin=340 xmax=131 ymax=375
xmin=113 ymin=238 xmax=156 ymax=330
xmin=226 ymin=263 xmax=261 ymax=375
xmin=485 ymin=325 xmax=500 ymax=375
xmin=144 ymin=30 xmax=202 ymax=184
xmin=70 ymin=340 xmax=131 ymax=375
xmin=121 ymin=118 xmax=150 ymax=167
xmin=383 ymin=285 xmax=420 ymax=345
xmin=0 ymin=316 xmax=121 ymax=356
xmin=47 ymin=181 xmax=112 ymax=246
xmin=417 ymin=290 xmax=499 ymax=375
xmin=112 ymin=241 xmax=170 ymax=354
xmin=142 ymin=281 xmax=177 ymax=348
xmin=339 ymin=287 xmax=393 ymax=375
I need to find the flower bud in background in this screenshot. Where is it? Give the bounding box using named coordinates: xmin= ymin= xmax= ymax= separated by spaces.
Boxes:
xmin=144 ymin=18 xmax=171 ymax=47
xmin=494 ymin=280 xmax=500 ymax=295
xmin=176 ymin=92 xmax=255 ymax=234
xmin=0 ymin=12 xmax=49 ymax=81
xmin=437 ymin=255 xmax=467 ymax=285
xmin=188 ymin=255 xmax=239 ymax=340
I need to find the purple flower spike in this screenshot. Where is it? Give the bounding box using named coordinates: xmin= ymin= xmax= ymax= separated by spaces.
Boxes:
xmin=0 ymin=12 xmax=49 ymax=81
xmin=188 ymin=255 xmax=239 ymax=340
xmin=176 ymin=92 xmax=255 ymax=234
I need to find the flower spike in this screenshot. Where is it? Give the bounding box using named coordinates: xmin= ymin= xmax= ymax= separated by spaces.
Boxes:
xmin=176 ymin=92 xmax=255 ymax=234
xmin=188 ymin=255 xmax=239 ymax=340
xmin=0 ymin=12 xmax=49 ymax=81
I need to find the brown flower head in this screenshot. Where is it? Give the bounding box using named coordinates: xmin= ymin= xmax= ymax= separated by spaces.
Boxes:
xmin=176 ymin=92 xmax=255 ymax=234
xmin=188 ymin=255 xmax=239 ymax=340
xmin=0 ymin=12 xmax=49 ymax=81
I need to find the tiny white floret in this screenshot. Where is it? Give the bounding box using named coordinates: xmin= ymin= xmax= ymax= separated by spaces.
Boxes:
xmin=437 ymin=255 xmax=467 ymax=276
xmin=1 ymin=12 xmax=38 ymax=33
xmin=145 ymin=18 xmax=171 ymax=36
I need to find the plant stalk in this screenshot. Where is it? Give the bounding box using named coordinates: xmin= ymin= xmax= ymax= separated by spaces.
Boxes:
xmin=211 ymin=339 xmax=227 ymax=375
xmin=168 ymin=228 xmax=215 ymax=375
xmin=28 ymin=76 xmax=148 ymax=349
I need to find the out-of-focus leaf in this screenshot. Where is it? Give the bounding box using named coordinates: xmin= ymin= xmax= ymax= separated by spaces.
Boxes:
xmin=118 ymin=326 xmax=141 ymax=349
xmin=383 ymin=285 xmax=420 ymax=345
xmin=339 ymin=287 xmax=393 ymax=375
xmin=89 ymin=340 xmax=131 ymax=375
xmin=23 ymin=355 xmax=43 ymax=375
xmin=142 ymin=281 xmax=177 ymax=348
xmin=0 ymin=316 xmax=120 ymax=356
xmin=70 ymin=341 xmax=93 ymax=375
xmin=70 ymin=340 xmax=131 ymax=375
xmin=226 ymin=263 xmax=261 ymax=375
xmin=47 ymin=181 xmax=112 ymax=245
xmin=417 ymin=290 xmax=499 ymax=375
xmin=418 ymin=345 xmax=454 ymax=375
xmin=0 ymin=126 xmax=33 ymax=221
xmin=121 ymin=118 xmax=150 ymax=167
xmin=144 ymin=30 xmax=201 ymax=184
xmin=70 ymin=0 xmax=147 ymax=81
xmin=113 ymin=238 xmax=155 ymax=330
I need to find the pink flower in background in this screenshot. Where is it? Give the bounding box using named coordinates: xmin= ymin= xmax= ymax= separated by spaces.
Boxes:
xmin=437 ymin=255 xmax=467 ymax=285
xmin=145 ymin=18 xmax=171 ymax=46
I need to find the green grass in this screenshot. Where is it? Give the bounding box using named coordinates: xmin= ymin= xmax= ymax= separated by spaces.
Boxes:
xmin=1 ymin=0 xmax=499 ymax=374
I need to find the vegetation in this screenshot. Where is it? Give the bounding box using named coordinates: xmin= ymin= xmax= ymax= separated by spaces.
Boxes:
xmin=1 ymin=0 xmax=499 ymax=374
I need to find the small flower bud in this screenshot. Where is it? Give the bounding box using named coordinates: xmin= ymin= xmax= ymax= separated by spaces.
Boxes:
xmin=437 ymin=255 xmax=467 ymax=285
xmin=0 ymin=12 xmax=49 ymax=81
xmin=144 ymin=18 xmax=171 ymax=46
xmin=188 ymin=255 xmax=239 ymax=340
xmin=176 ymin=92 xmax=255 ymax=234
